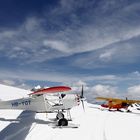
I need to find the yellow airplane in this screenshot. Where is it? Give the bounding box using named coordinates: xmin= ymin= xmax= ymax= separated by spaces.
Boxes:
xmin=96 ymin=97 xmax=140 ymax=111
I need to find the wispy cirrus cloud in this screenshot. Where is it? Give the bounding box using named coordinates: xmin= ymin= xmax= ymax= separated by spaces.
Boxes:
xmin=0 ymin=0 xmax=140 ymax=93
xmin=43 ymin=40 xmax=70 ymax=53
xmin=0 ymin=17 xmax=71 ymax=63
xmin=0 ymin=0 xmax=140 ymax=65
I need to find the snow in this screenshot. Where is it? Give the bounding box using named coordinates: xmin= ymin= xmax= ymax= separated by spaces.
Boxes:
xmin=0 ymin=84 xmax=140 ymax=140
xmin=0 ymin=84 xmax=28 ymax=100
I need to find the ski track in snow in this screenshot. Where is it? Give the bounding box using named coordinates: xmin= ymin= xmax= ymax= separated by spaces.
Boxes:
xmin=93 ymin=112 xmax=109 ymax=140
xmin=84 ymin=107 xmax=110 ymax=140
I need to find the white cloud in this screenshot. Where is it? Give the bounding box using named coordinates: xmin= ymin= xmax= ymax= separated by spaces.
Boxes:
xmin=89 ymin=84 xmax=117 ymax=97
xmin=0 ymin=69 xmax=79 ymax=83
xmin=0 ymin=78 xmax=31 ymax=90
xmin=127 ymin=85 xmax=140 ymax=99
xmin=99 ymin=49 xmax=115 ymax=62
xmin=84 ymin=75 xmax=118 ymax=83
xmin=128 ymin=85 xmax=140 ymax=94
xmin=0 ymin=30 xmax=16 ymax=38
xmin=0 ymin=68 xmax=135 ymax=87
xmin=43 ymin=40 xmax=70 ymax=53
xmin=0 ymin=79 xmax=16 ymax=86
xmin=132 ymin=71 xmax=140 ymax=77
xmin=74 ymin=80 xmax=87 ymax=87
xmin=0 ymin=68 xmax=122 ymax=90
xmin=71 ymin=83 xmax=118 ymax=103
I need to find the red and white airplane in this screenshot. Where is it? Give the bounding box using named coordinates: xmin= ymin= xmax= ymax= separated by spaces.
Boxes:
xmin=0 ymin=86 xmax=85 ymax=126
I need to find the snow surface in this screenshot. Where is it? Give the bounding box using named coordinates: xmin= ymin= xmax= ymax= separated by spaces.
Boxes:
xmin=0 ymin=84 xmax=140 ymax=140
xmin=0 ymin=84 xmax=28 ymax=100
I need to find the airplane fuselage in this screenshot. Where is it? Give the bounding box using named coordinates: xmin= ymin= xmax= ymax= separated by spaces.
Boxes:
xmin=101 ymin=101 xmax=129 ymax=110
xmin=0 ymin=94 xmax=80 ymax=112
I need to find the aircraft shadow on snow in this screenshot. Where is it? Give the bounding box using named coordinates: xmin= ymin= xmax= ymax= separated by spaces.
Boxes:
xmin=0 ymin=111 xmax=55 ymax=140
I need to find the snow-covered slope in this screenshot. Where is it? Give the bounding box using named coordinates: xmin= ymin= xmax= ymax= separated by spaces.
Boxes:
xmin=0 ymin=84 xmax=140 ymax=140
xmin=0 ymin=84 xmax=28 ymax=100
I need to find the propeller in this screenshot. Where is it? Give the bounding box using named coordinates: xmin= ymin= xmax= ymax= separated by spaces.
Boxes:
xmin=80 ymin=85 xmax=85 ymax=111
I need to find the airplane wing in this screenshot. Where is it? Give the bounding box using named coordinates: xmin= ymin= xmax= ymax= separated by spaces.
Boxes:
xmin=125 ymin=99 xmax=140 ymax=104
xmin=29 ymin=86 xmax=71 ymax=95
xmin=96 ymin=97 xmax=140 ymax=104
xmin=96 ymin=97 xmax=122 ymax=102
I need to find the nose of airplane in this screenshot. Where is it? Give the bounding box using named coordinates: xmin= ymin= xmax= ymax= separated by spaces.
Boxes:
xmin=76 ymin=94 xmax=80 ymax=105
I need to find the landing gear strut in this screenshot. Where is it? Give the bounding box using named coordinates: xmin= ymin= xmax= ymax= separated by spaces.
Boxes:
xmin=56 ymin=112 xmax=64 ymax=120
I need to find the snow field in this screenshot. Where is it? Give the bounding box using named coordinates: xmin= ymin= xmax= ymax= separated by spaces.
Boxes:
xmin=0 ymin=84 xmax=140 ymax=140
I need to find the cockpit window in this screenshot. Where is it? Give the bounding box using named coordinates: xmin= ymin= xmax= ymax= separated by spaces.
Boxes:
xmin=61 ymin=94 xmax=66 ymax=98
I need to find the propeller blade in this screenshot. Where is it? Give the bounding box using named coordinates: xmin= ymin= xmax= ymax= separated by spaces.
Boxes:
xmin=80 ymin=85 xmax=84 ymax=99
xmin=80 ymin=85 xmax=85 ymax=111
xmin=81 ymin=99 xmax=85 ymax=111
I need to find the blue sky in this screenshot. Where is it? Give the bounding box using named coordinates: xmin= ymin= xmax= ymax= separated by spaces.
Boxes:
xmin=0 ymin=0 xmax=140 ymax=99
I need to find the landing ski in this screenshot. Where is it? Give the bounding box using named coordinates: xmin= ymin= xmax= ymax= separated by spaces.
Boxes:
xmin=50 ymin=123 xmax=79 ymax=128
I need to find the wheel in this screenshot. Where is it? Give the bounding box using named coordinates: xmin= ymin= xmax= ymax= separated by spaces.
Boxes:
xmin=58 ymin=118 xmax=68 ymax=126
xmin=56 ymin=112 xmax=64 ymax=120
